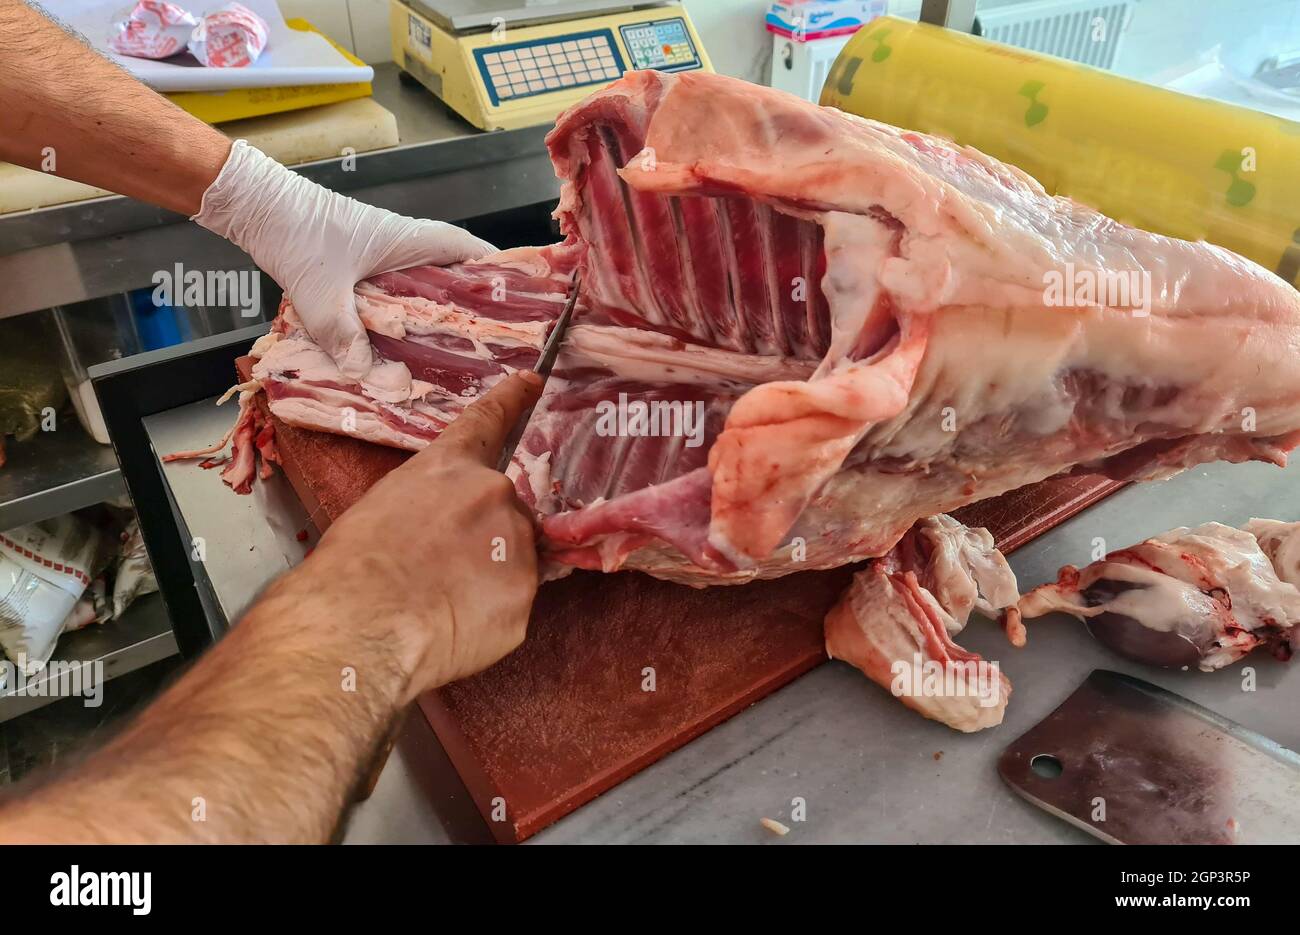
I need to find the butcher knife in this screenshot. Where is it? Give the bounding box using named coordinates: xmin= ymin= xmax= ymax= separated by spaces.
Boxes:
xmin=998 ymin=670 xmax=1300 ymax=844
xmin=495 ymin=272 xmax=580 ymax=472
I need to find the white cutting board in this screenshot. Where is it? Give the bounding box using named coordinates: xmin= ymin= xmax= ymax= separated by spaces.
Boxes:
xmin=57 ymin=0 xmax=373 ymax=91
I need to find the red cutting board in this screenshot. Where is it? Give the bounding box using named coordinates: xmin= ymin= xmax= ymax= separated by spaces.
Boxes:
xmin=237 ymin=359 xmax=1123 ymax=842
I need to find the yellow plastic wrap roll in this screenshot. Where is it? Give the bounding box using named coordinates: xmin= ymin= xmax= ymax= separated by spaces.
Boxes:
xmin=820 ymin=16 xmax=1300 ymax=286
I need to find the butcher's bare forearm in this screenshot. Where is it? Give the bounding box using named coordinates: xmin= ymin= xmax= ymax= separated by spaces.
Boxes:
xmin=0 ymin=1 xmax=229 ymax=214
xmin=0 ymin=555 xmax=423 ymax=844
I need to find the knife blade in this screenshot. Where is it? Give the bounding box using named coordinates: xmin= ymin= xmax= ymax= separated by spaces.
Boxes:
xmin=495 ymin=272 xmax=581 ymax=472
xmin=998 ymin=669 xmax=1300 ymax=844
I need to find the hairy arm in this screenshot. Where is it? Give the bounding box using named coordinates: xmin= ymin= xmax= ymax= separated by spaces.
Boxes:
xmin=0 ymin=374 xmax=542 ymax=843
xmin=0 ymin=0 xmax=230 ymax=214
xmin=0 ymin=571 xmax=418 ymax=843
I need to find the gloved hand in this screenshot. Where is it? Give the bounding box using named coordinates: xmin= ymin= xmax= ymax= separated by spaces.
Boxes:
xmin=193 ymin=140 xmax=493 ymax=388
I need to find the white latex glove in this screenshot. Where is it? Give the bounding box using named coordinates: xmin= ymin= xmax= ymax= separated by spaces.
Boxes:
xmin=193 ymin=140 xmax=493 ymax=390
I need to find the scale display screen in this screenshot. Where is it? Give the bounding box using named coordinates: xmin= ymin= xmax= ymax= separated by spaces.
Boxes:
xmin=619 ymin=17 xmax=701 ymax=72
xmin=475 ymin=29 xmax=626 ymax=106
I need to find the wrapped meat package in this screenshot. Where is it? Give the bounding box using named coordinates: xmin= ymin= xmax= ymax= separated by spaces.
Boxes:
xmin=188 ymin=2 xmax=269 ymax=68
xmin=108 ymin=1 xmax=197 ymax=60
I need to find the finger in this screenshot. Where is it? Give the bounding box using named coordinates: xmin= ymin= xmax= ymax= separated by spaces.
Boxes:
xmin=375 ymin=218 xmax=496 ymax=274
xmin=419 ymin=222 xmax=496 ymax=264
xmin=434 ymin=371 xmax=544 ymax=467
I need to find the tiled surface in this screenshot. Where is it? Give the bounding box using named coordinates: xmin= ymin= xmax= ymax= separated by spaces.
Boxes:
xmin=0 ymin=657 xmax=185 ymax=789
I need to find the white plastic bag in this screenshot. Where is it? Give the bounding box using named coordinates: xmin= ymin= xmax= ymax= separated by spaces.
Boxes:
xmin=0 ymin=516 xmax=101 ymax=674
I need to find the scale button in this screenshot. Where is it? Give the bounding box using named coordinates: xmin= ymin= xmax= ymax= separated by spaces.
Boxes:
xmin=505 ymin=60 xmax=521 ymax=73
xmin=499 ymin=86 xmax=514 ymax=98
xmin=500 ymin=50 xmax=517 ymax=62
xmin=598 ymin=55 xmax=615 ymax=68
xmin=563 ymin=40 xmax=579 ymax=52
xmin=560 ymin=74 xmax=576 ymax=86
xmin=517 ymin=48 xmax=535 ymax=61
xmin=543 ymin=76 xmax=560 ymax=89
xmin=483 ymin=51 xmax=501 ymax=64
xmin=551 ymin=52 xmax=569 ymax=65
xmin=583 ymin=48 xmax=599 ymax=61
xmin=579 ymin=37 xmax=595 ymax=48
xmin=546 ymin=43 xmax=564 ymax=55
xmin=535 ymin=54 xmax=551 ymax=66
xmin=488 ymin=62 xmax=505 ymax=76
xmin=523 ymin=68 xmax=540 ymax=81
xmin=528 ymin=80 xmax=545 ymax=92
xmin=556 ymin=62 xmax=572 ymax=74
xmin=540 ymin=66 xmax=556 ymax=78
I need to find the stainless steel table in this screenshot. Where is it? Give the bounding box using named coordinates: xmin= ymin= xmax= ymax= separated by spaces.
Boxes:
xmin=145 ymin=399 xmax=1300 ymax=843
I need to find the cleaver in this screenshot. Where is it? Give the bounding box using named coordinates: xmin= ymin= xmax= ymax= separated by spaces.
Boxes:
xmin=999 ymin=670 xmax=1300 ymax=844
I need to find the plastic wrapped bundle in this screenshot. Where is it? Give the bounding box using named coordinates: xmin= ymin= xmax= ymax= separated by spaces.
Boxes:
xmin=108 ymin=1 xmax=197 ymax=60
xmin=188 ymin=2 xmax=269 ymax=68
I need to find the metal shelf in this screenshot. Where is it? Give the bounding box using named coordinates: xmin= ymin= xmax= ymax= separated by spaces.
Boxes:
xmin=0 ymin=592 xmax=177 ymax=722
xmin=0 ymin=426 xmax=124 ymax=530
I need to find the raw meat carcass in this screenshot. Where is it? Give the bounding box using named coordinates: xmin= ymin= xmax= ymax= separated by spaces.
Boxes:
xmin=1018 ymin=520 xmax=1300 ymax=670
xmin=825 ymin=515 xmax=1020 ymax=731
xmin=164 ymin=245 xmax=580 ymax=489
xmin=207 ymin=70 xmax=1300 ymax=588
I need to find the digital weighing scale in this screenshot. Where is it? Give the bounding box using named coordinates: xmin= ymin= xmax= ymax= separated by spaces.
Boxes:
xmin=389 ymin=0 xmax=713 ymax=131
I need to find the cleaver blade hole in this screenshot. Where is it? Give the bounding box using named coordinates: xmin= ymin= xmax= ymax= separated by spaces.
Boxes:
xmin=1030 ymin=754 xmax=1063 ymax=779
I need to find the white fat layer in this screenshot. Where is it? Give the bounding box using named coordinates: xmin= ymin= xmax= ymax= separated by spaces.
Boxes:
xmin=356 ymin=283 xmax=550 ymax=352
xmin=1115 ymin=524 xmax=1300 ymax=636
xmin=253 ymin=336 xmax=449 ymax=410
xmin=251 ymin=337 xmax=339 ymax=382
xmin=516 ymin=448 xmax=553 ymax=505
xmin=918 ymin=514 xmax=1019 ymax=631
xmin=1244 ymin=518 xmax=1300 ymax=589
xmin=249 ymin=330 xmax=280 ymax=358
xmin=266 ymin=396 xmax=430 ymax=452
xmin=361 ymin=359 xmax=415 ymax=404
xmin=816 ymin=212 xmax=893 ymax=376
xmin=561 ymin=324 xmax=815 ymax=387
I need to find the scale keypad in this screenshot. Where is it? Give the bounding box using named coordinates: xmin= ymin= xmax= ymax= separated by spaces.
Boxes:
xmin=478 ymin=31 xmax=624 ymax=103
